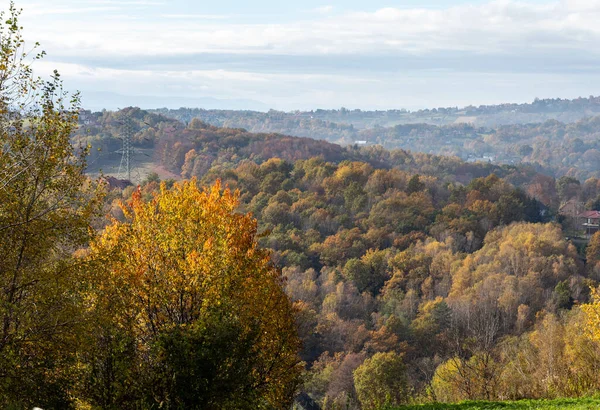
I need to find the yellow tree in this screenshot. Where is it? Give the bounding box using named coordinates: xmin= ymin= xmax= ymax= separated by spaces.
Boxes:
xmin=0 ymin=2 xmax=100 ymax=407
xmin=84 ymin=179 xmax=302 ymax=409
xmin=586 ymin=231 xmax=600 ymax=277
xmin=582 ymin=288 xmax=600 ymax=345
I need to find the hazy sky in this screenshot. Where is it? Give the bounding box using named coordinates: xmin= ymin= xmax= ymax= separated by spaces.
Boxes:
xmin=14 ymin=0 xmax=600 ymax=111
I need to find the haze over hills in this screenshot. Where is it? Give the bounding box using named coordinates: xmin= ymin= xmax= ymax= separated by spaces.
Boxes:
xmin=150 ymin=95 xmax=600 ymax=129
xmin=77 ymin=95 xmax=600 ymax=184
xmin=80 ymin=90 xmax=269 ymax=112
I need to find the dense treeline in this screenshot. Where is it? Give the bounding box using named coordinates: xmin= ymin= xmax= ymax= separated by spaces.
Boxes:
xmin=167 ymin=160 xmax=589 ymax=408
xmin=75 ymin=95 xmax=600 ymax=410
xmin=101 ymin=144 xmax=600 ymax=408
xmin=104 ymin=144 xmax=600 ymax=408
xmin=359 ymin=117 xmax=600 ymax=181
xmin=75 ymin=109 xmax=551 ymax=185
xmin=105 ymin=116 xmax=600 ymax=408
xmin=143 ymin=108 xmax=600 ymax=181
xmin=151 ymin=95 xmax=600 ymax=129
xmin=147 ymin=116 xmax=600 ymax=208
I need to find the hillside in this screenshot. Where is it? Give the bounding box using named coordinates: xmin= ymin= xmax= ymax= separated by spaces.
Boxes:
xmin=8 ymin=0 xmax=600 ymax=408
xmin=147 ymin=102 xmax=600 ymax=181
xmin=76 ymin=107 xmax=542 ymax=186
xmin=151 ymin=96 xmax=600 ymax=130
xmin=87 ymin=108 xmax=600 ymax=409
xmin=74 ymin=107 xmax=600 ymax=409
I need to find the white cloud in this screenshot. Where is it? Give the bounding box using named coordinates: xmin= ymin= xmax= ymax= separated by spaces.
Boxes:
xmin=48 ymin=59 xmax=600 ymax=111
xmin=314 ymin=5 xmax=334 ymax=14
xmin=14 ymin=0 xmax=600 ymax=109
xmin=19 ymin=0 xmax=600 ymax=58
xmin=161 ymin=14 xmax=231 ymax=20
xmin=23 ymin=5 xmax=121 ymax=16
xmin=18 ymin=0 xmax=163 ymax=17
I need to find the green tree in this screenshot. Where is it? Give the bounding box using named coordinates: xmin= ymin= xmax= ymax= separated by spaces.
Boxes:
xmin=556 ymin=176 xmax=581 ymax=202
xmin=406 ymin=174 xmax=425 ymax=194
xmin=553 ymin=281 xmax=574 ymax=310
xmin=353 ymin=352 xmax=409 ymax=409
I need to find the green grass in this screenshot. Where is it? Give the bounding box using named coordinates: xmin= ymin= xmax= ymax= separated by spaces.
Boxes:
xmin=389 ymin=398 xmax=600 ymax=409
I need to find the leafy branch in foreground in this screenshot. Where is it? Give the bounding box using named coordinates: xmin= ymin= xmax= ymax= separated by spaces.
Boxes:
xmin=0 ymin=2 xmax=101 ymax=407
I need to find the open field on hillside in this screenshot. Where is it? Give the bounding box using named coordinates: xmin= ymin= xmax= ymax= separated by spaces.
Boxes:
xmin=391 ymin=398 xmax=600 ymax=410
xmin=85 ymin=147 xmax=180 ymax=183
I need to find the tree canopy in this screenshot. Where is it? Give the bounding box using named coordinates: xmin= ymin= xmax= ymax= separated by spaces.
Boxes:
xmin=84 ymin=180 xmax=302 ymax=409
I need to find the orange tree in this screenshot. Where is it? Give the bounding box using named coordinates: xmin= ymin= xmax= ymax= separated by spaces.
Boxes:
xmin=83 ymin=179 xmax=302 ymax=409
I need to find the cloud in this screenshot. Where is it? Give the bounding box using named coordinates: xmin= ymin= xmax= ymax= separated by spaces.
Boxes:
xmin=41 ymin=58 xmax=600 ymax=111
xmin=15 ymin=0 xmax=600 ymax=109
xmin=19 ymin=0 xmax=163 ymax=17
xmin=161 ymin=14 xmax=231 ymax=20
xmin=23 ymin=5 xmax=121 ymax=16
xmin=313 ymin=5 xmax=334 ymax=14
xmin=20 ymin=0 xmax=600 ymax=58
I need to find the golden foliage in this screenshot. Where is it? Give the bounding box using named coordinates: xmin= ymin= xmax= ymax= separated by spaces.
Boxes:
xmin=87 ymin=179 xmax=302 ymax=407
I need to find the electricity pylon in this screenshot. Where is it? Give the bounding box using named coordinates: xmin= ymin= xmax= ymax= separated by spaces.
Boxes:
xmin=116 ymin=116 xmax=135 ymax=181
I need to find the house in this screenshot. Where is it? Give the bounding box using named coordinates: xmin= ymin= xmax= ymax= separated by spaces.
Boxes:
xmin=578 ymin=210 xmax=600 ymax=236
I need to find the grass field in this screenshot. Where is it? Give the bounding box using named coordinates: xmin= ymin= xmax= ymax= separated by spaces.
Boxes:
xmin=389 ymin=398 xmax=600 ymax=409
xmin=85 ymin=147 xmax=180 ymax=184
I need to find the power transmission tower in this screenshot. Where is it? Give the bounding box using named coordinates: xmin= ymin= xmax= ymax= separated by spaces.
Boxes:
xmin=116 ymin=116 xmax=135 ymax=181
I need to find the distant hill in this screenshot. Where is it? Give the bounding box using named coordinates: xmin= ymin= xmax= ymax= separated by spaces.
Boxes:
xmin=150 ymin=95 xmax=600 ymax=130
xmin=147 ymin=104 xmax=600 ymax=181
xmin=76 ymin=108 xmax=533 ymax=186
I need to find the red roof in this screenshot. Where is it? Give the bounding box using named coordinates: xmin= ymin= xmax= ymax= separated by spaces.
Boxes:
xmin=579 ymin=210 xmax=600 ymax=218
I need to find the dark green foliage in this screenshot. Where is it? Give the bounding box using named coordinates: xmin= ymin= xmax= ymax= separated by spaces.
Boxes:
xmin=82 ymin=329 xmax=140 ymax=409
xmin=557 ymin=176 xmax=581 ymax=202
xmin=343 ymin=258 xmax=372 ymax=293
xmin=149 ymin=313 xmax=262 ymax=410
xmin=518 ymin=145 xmax=533 ymax=157
xmin=407 ymin=175 xmax=426 ymax=194
xmin=553 ymin=281 xmax=574 ymax=310
xmin=81 ymin=314 xmax=269 ymax=410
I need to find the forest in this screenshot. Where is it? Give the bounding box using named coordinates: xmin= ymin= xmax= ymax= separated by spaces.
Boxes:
xmin=5 ymin=2 xmax=600 ymax=410
xmin=147 ymin=107 xmax=600 ymax=182
xmin=76 ymin=104 xmax=600 ymax=407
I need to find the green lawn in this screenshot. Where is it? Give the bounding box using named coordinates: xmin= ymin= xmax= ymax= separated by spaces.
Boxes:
xmin=389 ymin=398 xmax=600 ymax=409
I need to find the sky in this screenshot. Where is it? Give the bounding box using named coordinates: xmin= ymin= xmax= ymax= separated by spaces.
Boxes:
xmin=12 ymin=0 xmax=600 ymax=111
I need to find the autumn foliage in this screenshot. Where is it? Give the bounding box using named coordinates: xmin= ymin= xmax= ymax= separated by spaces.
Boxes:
xmin=84 ymin=179 xmax=302 ymax=408
xmin=10 ymin=1 xmax=600 ymax=409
